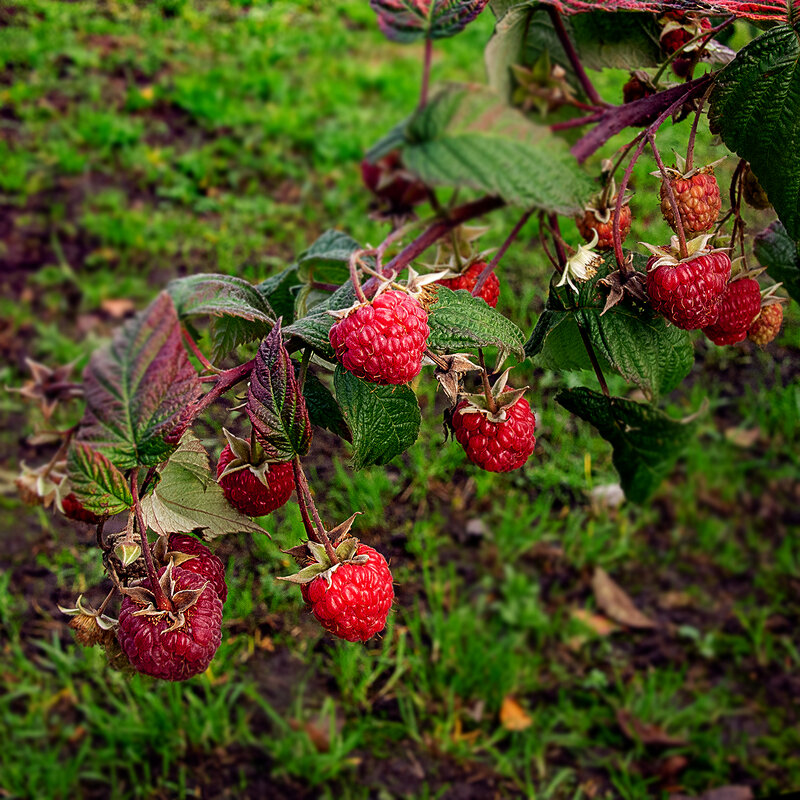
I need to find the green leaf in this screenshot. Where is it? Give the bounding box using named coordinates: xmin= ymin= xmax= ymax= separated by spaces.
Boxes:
xmin=370 ymin=0 xmax=489 ymax=44
xmin=486 ymin=5 xmax=660 ymax=100
xmin=753 ymin=220 xmax=800 ymax=304
xmin=556 ymin=387 xmax=697 ymax=504
xmin=365 ymin=120 xmax=409 ymax=164
xmin=709 ymin=25 xmax=800 ymax=240
xmin=526 ymin=254 xmax=693 ymax=400
xmin=167 ymin=273 xmax=275 ymax=361
xmin=403 ymin=84 xmax=593 ymax=214
xmin=294 ymin=230 xmax=362 ymax=318
xmin=334 ymin=367 xmax=421 ymax=469
xmin=302 ymin=369 xmax=352 ymax=442
xmin=140 ymin=433 xmax=264 ymax=538
xmin=427 ymin=286 xmax=526 ymax=357
xmin=66 ymin=442 xmax=132 ymax=516
xmin=247 ymin=322 xmax=312 ymax=460
xmin=284 ymin=282 xmax=358 ymax=360
xmin=77 ymin=293 xmax=202 ymax=470
xmin=258 ymin=266 xmax=302 ymax=324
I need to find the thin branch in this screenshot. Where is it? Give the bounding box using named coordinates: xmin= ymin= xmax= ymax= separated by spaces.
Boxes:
xmin=419 ymin=37 xmax=433 ymax=110
xmin=349 ymin=251 xmax=369 ymax=304
xmin=648 ymin=130 xmax=688 ymax=259
xmin=473 ymin=208 xmax=534 ymax=297
xmin=130 ymin=470 xmax=173 ymax=612
xmin=546 ymin=6 xmax=603 ymax=107
xmin=477 ymin=349 xmax=498 ymax=414
xmin=292 ymin=457 xmax=338 ymax=564
xmin=548 ymin=214 xmax=568 ymax=268
xmin=550 ymin=111 xmax=604 ymax=132
xmin=577 ymin=323 xmax=610 ymax=397
xmin=182 ymin=327 xmax=217 ymax=373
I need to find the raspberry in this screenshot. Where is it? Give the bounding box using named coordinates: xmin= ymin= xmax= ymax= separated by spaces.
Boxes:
xmin=645 ymin=244 xmax=731 ymax=330
xmin=661 ymin=13 xmax=711 ymax=54
xmin=748 ymin=303 xmax=783 ymax=346
xmin=60 ymin=493 xmax=103 ymax=525
xmin=217 ymin=444 xmax=294 ymax=518
xmin=361 ymin=152 xmax=427 ymax=211
xmin=702 ymin=278 xmax=762 ymax=346
xmin=437 ymin=262 xmax=500 ymax=308
xmin=117 ymin=566 xmax=223 ymax=681
xmin=622 ymin=74 xmax=654 ymax=105
xmin=576 ymin=204 xmax=632 ymax=251
xmin=329 ymin=290 xmax=430 ymax=385
xmin=301 ymin=544 xmax=394 ymax=642
xmin=661 ymin=168 xmax=722 ymax=236
xmin=164 ymin=533 xmax=228 ymax=603
xmin=451 ymin=393 xmax=536 ymax=473
xmin=660 ymin=169 xmax=722 ymax=235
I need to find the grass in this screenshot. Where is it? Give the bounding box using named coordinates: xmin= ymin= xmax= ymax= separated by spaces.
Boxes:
xmin=1 ymin=1 xmax=799 ymax=798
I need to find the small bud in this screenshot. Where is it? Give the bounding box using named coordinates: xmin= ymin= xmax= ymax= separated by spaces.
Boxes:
xmin=115 ymin=542 xmax=142 ymax=567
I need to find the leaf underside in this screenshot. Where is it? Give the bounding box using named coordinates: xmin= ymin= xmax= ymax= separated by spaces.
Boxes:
xmin=370 ymin=0 xmax=490 ymax=43
xmin=78 ymin=293 xmax=201 ymax=470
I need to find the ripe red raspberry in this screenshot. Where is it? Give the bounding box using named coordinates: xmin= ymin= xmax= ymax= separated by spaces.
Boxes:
xmin=660 ymin=170 xmax=722 ymax=235
xmin=646 ymin=247 xmax=731 ymax=330
xmin=451 ymin=393 xmax=536 ymax=473
xmin=60 ymin=493 xmax=103 ymax=525
xmin=748 ymin=303 xmax=783 ymax=346
xmin=117 ymin=566 xmax=223 ymax=681
xmin=702 ymin=278 xmax=762 ymax=346
xmin=361 ymin=152 xmax=427 ymax=211
xmin=216 ymin=445 xmax=294 ymax=517
xmin=301 ymin=544 xmax=394 ymax=642
xmin=329 ymin=290 xmax=430 ymax=385
xmin=661 ymin=14 xmax=711 ymax=54
xmin=436 ymin=262 xmax=500 ymax=308
xmin=576 ymin=204 xmax=632 ymax=251
xmin=165 ymin=533 xmax=228 ymax=603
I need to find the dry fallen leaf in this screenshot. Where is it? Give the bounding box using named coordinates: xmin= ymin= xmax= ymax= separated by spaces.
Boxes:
xmin=500 ymin=696 xmax=532 ymax=732
xmin=592 ymin=567 xmax=657 ymax=629
xmin=616 ymin=709 xmax=687 ymax=747
xmin=723 ymin=427 xmax=761 ymax=448
xmin=669 ymin=787 xmax=753 ymax=800
xmin=571 ymin=608 xmax=619 ymax=636
xmin=101 ymin=298 xmax=135 ymax=319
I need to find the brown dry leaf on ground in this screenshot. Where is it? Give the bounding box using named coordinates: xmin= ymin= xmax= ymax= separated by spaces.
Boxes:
xmin=592 ymin=567 xmax=657 ymax=629
xmin=670 ymin=786 xmax=753 ymax=800
xmin=499 ymin=696 xmax=532 ymax=731
xmin=616 ymin=709 xmax=687 ymax=747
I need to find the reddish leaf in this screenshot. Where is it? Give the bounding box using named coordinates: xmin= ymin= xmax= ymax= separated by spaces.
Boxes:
xmin=535 ymin=0 xmax=788 ymax=21
xmin=247 ymin=321 xmax=312 ymax=461
xmin=370 ymin=0 xmax=490 ymax=43
xmin=78 ymin=293 xmax=201 ymax=469
xmin=616 ymin=709 xmax=688 ymax=747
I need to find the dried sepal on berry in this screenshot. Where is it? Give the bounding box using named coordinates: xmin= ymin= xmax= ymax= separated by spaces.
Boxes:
xmin=597 ymin=254 xmax=649 ymax=316
xmin=456 ymin=368 xmax=528 ymax=425
xmin=432 ymin=353 xmax=482 ymax=406
xmin=59 ymin=595 xmax=117 ymax=647
xmin=556 ymin=231 xmax=604 ymax=293
xmin=122 ymin=560 xmax=207 ymax=634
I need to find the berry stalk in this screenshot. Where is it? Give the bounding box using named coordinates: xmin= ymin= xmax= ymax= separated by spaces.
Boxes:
xmin=473 ymin=207 xmax=534 ymax=298
xmin=292 ymin=456 xmax=338 ymax=565
xmin=130 ymin=470 xmax=174 ymax=612
xmin=648 ymin=131 xmax=689 ymax=259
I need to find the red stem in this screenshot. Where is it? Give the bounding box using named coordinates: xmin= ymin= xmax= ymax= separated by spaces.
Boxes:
xmin=182 ymin=327 xmax=216 ymax=372
xmin=546 ymin=6 xmax=604 ymax=107
xmin=473 ymin=208 xmax=534 ymax=297
xmin=130 ymin=470 xmax=173 ymax=612
xmin=648 ymin=131 xmax=688 ymax=259
xmin=292 ymin=457 xmax=338 ymax=564
xmin=419 ymin=37 xmax=433 ymax=110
